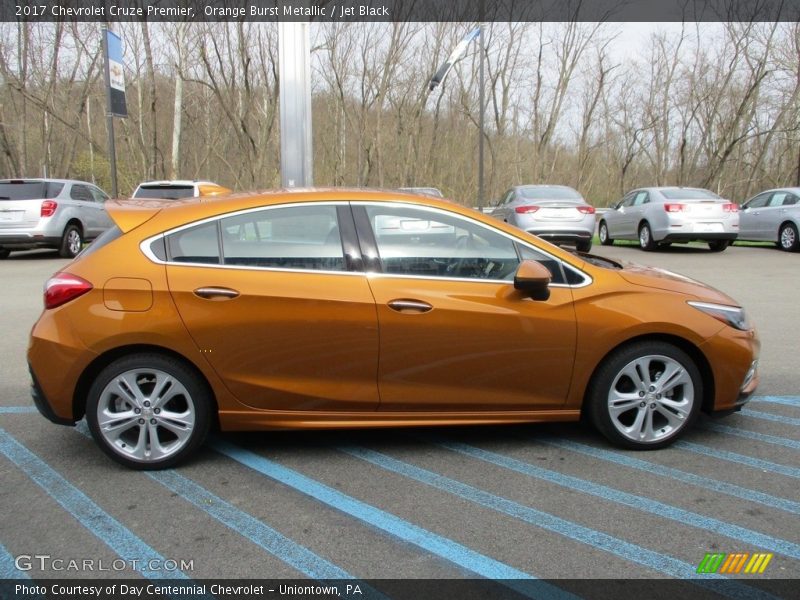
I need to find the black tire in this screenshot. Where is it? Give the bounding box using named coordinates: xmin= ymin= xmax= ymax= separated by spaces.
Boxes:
xmin=576 ymin=239 xmax=592 ymax=253
xmin=598 ymin=221 xmax=613 ymax=246
xmin=587 ymin=341 xmax=702 ymax=450
xmin=708 ymin=240 xmax=731 ymax=252
xmin=0 ymin=249 xmax=9 ymax=259
xmin=59 ymin=224 xmax=84 ymax=258
xmin=86 ymin=354 xmax=212 ymax=470
xmin=778 ymin=222 xmax=799 ymax=252
xmin=638 ymin=222 xmax=657 ymax=251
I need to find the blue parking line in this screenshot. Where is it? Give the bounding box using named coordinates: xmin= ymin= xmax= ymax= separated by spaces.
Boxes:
xmin=702 ymin=423 xmax=800 ymax=450
xmin=0 ymin=541 xmax=27 ymax=579
xmin=432 ymin=438 xmax=800 ymax=560
xmin=0 ymin=428 xmax=189 ymax=580
xmin=738 ymin=408 xmax=800 ymax=427
xmin=539 ymin=437 xmax=800 ymax=515
xmin=752 ymin=396 xmax=800 ymax=407
xmin=341 ymin=445 xmax=781 ymax=600
xmin=676 ymin=441 xmax=800 ymax=479
xmin=212 ymin=440 xmax=574 ymax=600
xmin=72 ymin=423 xmax=374 ymax=588
xmin=0 ymin=407 xmax=37 ymax=414
xmin=150 ymin=470 xmax=365 ymax=582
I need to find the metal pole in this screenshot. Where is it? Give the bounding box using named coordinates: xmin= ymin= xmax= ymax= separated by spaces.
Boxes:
xmin=102 ymin=26 xmax=118 ymax=198
xmin=478 ymin=25 xmax=485 ymax=209
xmin=278 ymin=21 xmax=313 ymax=188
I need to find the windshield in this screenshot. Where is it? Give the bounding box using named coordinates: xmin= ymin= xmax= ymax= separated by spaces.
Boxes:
xmin=519 ymin=187 xmax=582 ymax=200
xmin=133 ymin=185 xmax=194 ymax=200
xmin=0 ymin=181 xmax=62 ymax=200
xmin=660 ymin=188 xmax=720 ymax=200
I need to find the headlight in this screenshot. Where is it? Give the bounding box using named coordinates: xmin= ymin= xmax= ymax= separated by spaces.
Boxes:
xmin=688 ymin=301 xmax=751 ymax=331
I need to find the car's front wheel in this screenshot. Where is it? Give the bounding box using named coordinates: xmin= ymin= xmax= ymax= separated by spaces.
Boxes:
xmin=0 ymin=249 xmax=9 ymax=259
xmin=59 ymin=224 xmax=83 ymax=258
xmin=588 ymin=342 xmax=702 ymax=450
xmin=86 ymin=354 xmax=212 ymax=470
xmin=598 ymin=221 xmax=613 ymax=246
xmin=778 ymin=222 xmax=799 ymax=252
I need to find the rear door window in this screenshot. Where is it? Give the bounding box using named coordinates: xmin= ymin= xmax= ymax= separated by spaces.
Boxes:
xmin=70 ymin=184 xmax=94 ymax=202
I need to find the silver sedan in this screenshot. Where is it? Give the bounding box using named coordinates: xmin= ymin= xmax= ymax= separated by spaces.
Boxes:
xmin=738 ymin=187 xmax=800 ymax=252
xmin=598 ymin=187 xmax=739 ymax=252
xmin=490 ymin=185 xmax=596 ymax=252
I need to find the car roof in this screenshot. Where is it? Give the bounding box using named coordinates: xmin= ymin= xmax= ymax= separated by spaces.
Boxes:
xmin=0 ymin=178 xmax=85 ymax=185
xmin=135 ymin=180 xmax=219 ymax=187
xmin=106 ymin=187 xmax=479 ymax=232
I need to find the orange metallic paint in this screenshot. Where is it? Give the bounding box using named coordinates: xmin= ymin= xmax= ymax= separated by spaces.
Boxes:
xmin=28 ymin=188 xmax=759 ymax=432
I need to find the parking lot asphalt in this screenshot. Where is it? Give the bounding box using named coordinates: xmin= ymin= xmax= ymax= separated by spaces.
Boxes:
xmin=0 ymin=245 xmax=797 ymax=596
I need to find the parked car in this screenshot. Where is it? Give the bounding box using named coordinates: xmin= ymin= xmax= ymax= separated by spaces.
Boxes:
xmin=398 ymin=187 xmax=445 ymax=198
xmin=28 ymin=189 xmax=759 ymax=469
xmin=0 ymin=178 xmax=113 ymax=259
xmin=738 ymin=187 xmax=800 ymax=252
xmin=599 ymin=187 xmax=739 ymax=252
xmin=490 ymin=185 xmax=596 ymax=252
xmin=132 ymin=180 xmax=231 ymax=200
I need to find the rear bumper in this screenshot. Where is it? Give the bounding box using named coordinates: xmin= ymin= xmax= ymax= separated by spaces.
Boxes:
xmin=662 ymin=233 xmax=737 ymax=242
xmin=0 ymin=232 xmax=61 ymax=249
xmin=29 ymin=366 xmax=75 ymax=426
xmin=529 ymin=229 xmax=594 ymax=243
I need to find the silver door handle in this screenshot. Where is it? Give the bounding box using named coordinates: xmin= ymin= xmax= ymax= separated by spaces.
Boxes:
xmin=387 ymin=299 xmax=433 ymax=313
xmin=193 ymin=287 xmax=240 ymax=300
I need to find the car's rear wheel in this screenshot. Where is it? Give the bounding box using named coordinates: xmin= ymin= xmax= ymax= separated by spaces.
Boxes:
xmin=638 ymin=222 xmax=657 ymax=251
xmin=708 ymin=240 xmax=731 ymax=252
xmin=86 ymin=354 xmax=212 ymax=470
xmin=778 ymin=222 xmax=799 ymax=252
xmin=576 ymin=239 xmax=592 ymax=253
xmin=0 ymin=249 xmax=9 ymax=259
xmin=598 ymin=221 xmax=613 ymax=246
xmin=59 ymin=224 xmax=83 ymax=258
xmin=588 ymin=341 xmax=702 ymax=450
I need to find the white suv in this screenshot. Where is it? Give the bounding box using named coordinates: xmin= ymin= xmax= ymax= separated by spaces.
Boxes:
xmin=0 ymin=179 xmax=113 ymax=259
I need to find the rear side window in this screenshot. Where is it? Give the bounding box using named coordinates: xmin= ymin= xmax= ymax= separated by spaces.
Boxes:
xmin=134 ymin=185 xmax=195 ymax=200
xmin=162 ymin=205 xmax=345 ymax=271
xmin=70 ymin=184 xmax=94 ymax=202
xmin=167 ymin=222 xmax=220 ymax=264
xmin=220 ymin=205 xmax=344 ymax=271
xmin=0 ymin=181 xmax=61 ymax=200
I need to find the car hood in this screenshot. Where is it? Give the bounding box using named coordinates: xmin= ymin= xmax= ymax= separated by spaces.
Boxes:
xmin=617 ymin=262 xmax=739 ymax=305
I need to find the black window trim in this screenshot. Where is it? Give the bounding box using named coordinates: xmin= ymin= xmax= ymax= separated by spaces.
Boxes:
xmin=140 ymin=201 xmax=364 ymax=277
xmin=349 ymin=200 xmax=591 ymax=289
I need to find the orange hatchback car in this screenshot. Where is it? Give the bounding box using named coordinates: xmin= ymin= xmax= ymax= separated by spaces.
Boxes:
xmin=28 ymin=189 xmax=760 ymax=469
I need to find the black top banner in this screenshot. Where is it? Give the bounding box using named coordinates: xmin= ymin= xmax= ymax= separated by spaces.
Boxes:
xmin=4 ymin=0 xmax=800 ymax=22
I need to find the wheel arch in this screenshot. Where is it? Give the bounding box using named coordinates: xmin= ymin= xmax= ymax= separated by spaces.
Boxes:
xmin=580 ymin=332 xmax=716 ymax=418
xmin=65 ymin=217 xmax=84 ymax=234
xmin=72 ymin=344 xmax=219 ymax=426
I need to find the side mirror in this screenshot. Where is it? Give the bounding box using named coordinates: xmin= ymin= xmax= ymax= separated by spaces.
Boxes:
xmin=514 ymin=260 xmax=551 ymax=301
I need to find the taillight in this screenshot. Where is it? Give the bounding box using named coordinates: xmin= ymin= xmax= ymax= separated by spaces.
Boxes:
xmin=44 ymin=273 xmax=93 ymax=309
xmin=664 ymin=203 xmax=686 ymax=213
xmin=577 ymin=205 xmax=596 ymax=214
xmin=515 ymin=206 xmax=540 ymax=214
xmin=723 ymin=203 xmax=739 ymax=212
xmin=41 ymin=200 xmax=57 ymax=217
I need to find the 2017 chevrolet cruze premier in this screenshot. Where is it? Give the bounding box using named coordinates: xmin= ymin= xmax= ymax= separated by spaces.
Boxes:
xmin=28 ymin=189 xmax=760 ymax=469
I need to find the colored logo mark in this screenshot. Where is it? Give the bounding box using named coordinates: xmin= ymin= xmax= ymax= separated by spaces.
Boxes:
xmin=697 ymin=552 xmax=773 ymax=574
